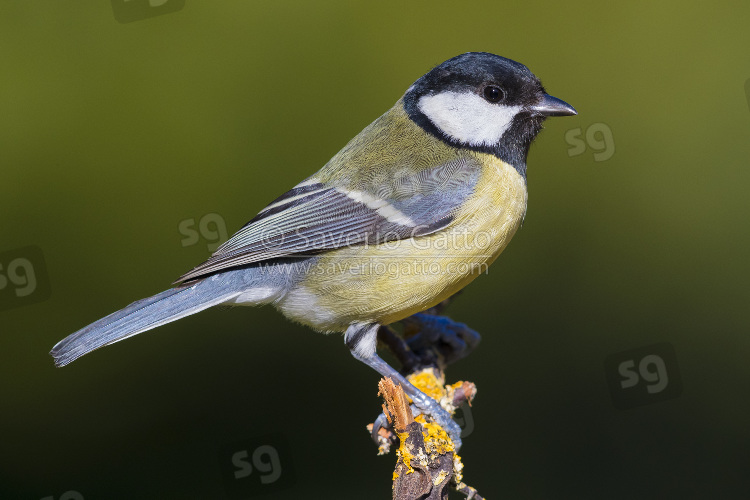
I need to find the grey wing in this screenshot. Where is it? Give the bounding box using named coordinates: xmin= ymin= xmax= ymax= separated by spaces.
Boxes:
xmin=176 ymin=157 xmax=481 ymax=283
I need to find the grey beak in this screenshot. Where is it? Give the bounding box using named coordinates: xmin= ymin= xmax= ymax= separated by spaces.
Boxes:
xmin=531 ymin=94 xmax=577 ymax=116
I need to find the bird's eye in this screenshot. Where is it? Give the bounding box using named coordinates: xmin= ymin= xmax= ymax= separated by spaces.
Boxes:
xmin=483 ymin=85 xmax=505 ymax=103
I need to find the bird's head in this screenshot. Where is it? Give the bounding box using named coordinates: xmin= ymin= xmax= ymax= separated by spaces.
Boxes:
xmin=404 ymin=52 xmax=576 ymax=173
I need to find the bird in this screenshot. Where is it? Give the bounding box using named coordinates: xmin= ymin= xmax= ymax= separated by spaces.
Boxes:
xmin=50 ymin=52 xmax=576 ymax=447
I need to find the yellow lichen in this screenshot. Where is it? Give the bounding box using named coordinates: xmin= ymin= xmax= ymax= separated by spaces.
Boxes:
xmin=388 ymin=370 xmax=473 ymax=489
xmin=396 ymin=431 xmax=415 ymax=474
xmin=408 ymin=368 xmax=446 ymax=401
xmin=421 ymin=420 xmax=455 ymax=455
xmin=447 ymin=381 xmax=465 ymax=392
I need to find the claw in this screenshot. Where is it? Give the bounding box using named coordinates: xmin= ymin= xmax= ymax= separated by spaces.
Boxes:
xmin=369 ymin=403 xmax=426 ymax=455
xmin=371 ymin=412 xmax=391 ymax=443
xmin=370 ymin=404 xmax=423 ymax=443
xmin=368 ymin=412 xmax=397 ymax=455
xmin=408 ymin=390 xmax=463 ymax=450
xmin=368 ymin=398 xmax=462 ymax=452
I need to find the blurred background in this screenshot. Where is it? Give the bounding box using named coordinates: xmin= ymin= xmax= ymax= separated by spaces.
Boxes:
xmin=2 ymin=1 xmax=749 ymax=498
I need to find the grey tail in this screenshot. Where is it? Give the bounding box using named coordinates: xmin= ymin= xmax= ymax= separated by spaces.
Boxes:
xmin=50 ymin=277 xmax=242 ymax=367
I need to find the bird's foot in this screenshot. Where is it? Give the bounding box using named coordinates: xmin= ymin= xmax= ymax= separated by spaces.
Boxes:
xmin=406 ymin=376 xmax=463 ymax=450
xmin=402 ymin=313 xmax=481 ymax=368
xmin=368 ymin=368 xmax=471 ymax=451
xmin=367 ymin=404 xmax=423 ymax=454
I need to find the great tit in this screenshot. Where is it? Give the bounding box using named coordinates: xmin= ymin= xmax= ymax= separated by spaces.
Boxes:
xmin=50 ymin=52 xmax=576 ymax=447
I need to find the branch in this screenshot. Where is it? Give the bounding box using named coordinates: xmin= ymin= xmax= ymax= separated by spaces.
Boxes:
xmin=368 ymin=296 xmax=485 ymax=499
xmin=368 ymin=369 xmax=483 ymax=500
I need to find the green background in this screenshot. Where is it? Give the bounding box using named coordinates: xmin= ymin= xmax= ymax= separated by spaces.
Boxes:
xmin=2 ymin=1 xmax=749 ymax=498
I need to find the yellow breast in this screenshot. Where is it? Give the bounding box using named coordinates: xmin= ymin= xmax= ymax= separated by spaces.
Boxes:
xmin=278 ymin=152 xmax=528 ymax=331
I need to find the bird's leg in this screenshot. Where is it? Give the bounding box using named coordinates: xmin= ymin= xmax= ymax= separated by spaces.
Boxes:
xmin=377 ymin=324 xmax=419 ymax=374
xmin=368 ymin=313 xmax=480 ymax=446
xmin=367 ymin=312 xmax=479 ymax=447
xmin=366 ymin=326 xmax=419 ymax=447
xmin=345 ymin=323 xmax=462 ymax=450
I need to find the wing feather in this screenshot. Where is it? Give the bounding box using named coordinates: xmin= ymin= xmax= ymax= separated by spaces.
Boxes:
xmin=176 ymin=157 xmax=481 ymax=283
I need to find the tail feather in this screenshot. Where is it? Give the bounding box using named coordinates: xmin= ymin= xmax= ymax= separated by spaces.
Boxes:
xmin=50 ymin=278 xmax=241 ymax=367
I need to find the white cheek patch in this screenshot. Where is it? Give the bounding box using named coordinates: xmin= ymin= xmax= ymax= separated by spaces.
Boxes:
xmin=418 ymin=91 xmax=523 ymax=147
